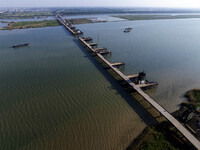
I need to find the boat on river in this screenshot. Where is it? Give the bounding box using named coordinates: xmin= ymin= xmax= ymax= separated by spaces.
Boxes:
xmin=12 ymin=43 xmax=30 ymax=48
xmin=124 ymin=27 xmax=133 ymax=32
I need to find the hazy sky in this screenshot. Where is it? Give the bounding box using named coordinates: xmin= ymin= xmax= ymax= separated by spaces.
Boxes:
xmin=1 ymin=0 xmax=200 ymax=8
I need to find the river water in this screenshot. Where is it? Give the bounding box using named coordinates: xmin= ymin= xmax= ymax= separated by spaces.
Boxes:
xmin=0 ymin=15 xmax=200 ymax=149
xmin=76 ymin=18 xmax=200 ymax=112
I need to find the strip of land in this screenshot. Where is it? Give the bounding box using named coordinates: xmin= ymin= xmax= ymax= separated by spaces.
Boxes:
xmin=2 ymin=14 xmax=200 ymax=30
xmin=113 ymin=14 xmax=200 ymax=21
xmin=64 ymin=18 xmax=106 ymax=24
xmin=0 ymin=18 xmax=106 ymax=30
xmin=0 ymin=12 xmax=53 ymax=19
xmin=0 ymin=20 xmax=60 ymax=30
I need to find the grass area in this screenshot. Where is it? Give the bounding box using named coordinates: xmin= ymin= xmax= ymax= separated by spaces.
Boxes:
xmin=0 ymin=12 xmax=53 ymax=19
xmin=127 ymin=122 xmax=194 ymax=150
xmin=140 ymin=128 xmax=176 ymax=150
xmin=185 ymin=89 xmax=200 ymax=102
xmin=1 ymin=20 xmax=60 ymax=30
xmin=183 ymin=89 xmax=200 ymax=109
xmin=113 ymin=15 xmax=200 ymax=21
xmin=0 ymin=18 xmax=105 ymax=30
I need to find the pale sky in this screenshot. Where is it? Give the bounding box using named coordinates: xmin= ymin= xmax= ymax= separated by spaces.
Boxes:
xmin=1 ymin=0 xmax=200 ymax=8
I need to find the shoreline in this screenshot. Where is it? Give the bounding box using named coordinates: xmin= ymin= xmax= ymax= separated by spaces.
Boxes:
xmin=1 ymin=13 xmax=199 ymax=149
xmin=173 ymin=89 xmax=200 ymax=138
xmin=2 ymin=14 xmax=200 ymax=30
xmin=0 ymin=20 xmax=60 ymax=30
xmin=113 ymin=14 xmax=200 ymax=21
xmin=0 ymin=18 xmax=107 ymax=30
xmin=128 ymin=89 xmax=200 ymax=150
xmin=126 ymin=121 xmax=195 ymax=150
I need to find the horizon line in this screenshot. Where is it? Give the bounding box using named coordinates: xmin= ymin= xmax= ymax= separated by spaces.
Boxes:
xmin=1 ymin=6 xmax=200 ymax=9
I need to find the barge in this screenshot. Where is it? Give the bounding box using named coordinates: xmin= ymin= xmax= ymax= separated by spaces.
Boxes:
xmin=124 ymin=27 xmax=133 ymax=32
xmin=12 ymin=43 xmax=30 ymax=48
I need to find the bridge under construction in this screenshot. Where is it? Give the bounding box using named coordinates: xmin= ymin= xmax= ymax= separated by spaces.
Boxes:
xmin=56 ymin=14 xmax=200 ymax=149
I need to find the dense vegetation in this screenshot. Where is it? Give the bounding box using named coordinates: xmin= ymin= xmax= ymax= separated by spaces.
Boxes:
xmin=0 ymin=17 xmax=107 ymax=30
xmin=0 ymin=11 xmax=53 ymax=19
xmin=184 ymin=89 xmax=200 ymax=109
xmin=1 ymin=20 xmax=60 ymax=30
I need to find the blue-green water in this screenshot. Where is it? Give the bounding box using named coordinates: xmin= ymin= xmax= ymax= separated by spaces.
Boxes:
xmin=1 ymin=17 xmax=200 ymax=149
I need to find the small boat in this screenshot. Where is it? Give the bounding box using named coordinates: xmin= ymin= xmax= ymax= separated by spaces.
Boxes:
xmin=12 ymin=43 xmax=30 ymax=48
xmin=124 ymin=27 xmax=132 ymax=33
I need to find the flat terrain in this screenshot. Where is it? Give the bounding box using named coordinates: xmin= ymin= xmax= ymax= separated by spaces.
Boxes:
xmin=114 ymin=15 xmax=200 ymax=20
xmin=65 ymin=18 xmax=106 ymax=24
xmin=0 ymin=12 xmax=53 ymax=19
xmin=0 ymin=17 xmax=106 ymax=30
xmin=1 ymin=20 xmax=60 ymax=30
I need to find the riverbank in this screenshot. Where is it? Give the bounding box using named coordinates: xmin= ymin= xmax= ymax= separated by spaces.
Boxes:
xmin=113 ymin=14 xmax=200 ymax=21
xmin=127 ymin=89 xmax=200 ymax=150
xmin=0 ymin=18 xmax=107 ymax=30
xmin=127 ymin=121 xmax=195 ymax=150
xmin=65 ymin=18 xmax=106 ymax=24
xmin=185 ymin=89 xmax=200 ymax=104
xmin=173 ymin=89 xmax=200 ymax=120
xmin=172 ymin=89 xmax=200 ymax=139
xmin=0 ymin=20 xmax=60 ymax=30
xmin=0 ymin=12 xmax=53 ymax=19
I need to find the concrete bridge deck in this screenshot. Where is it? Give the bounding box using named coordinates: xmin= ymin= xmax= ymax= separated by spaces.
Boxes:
xmin=57 ymin=15 xmax=82 ymax=35
xmin=111 ymin=62 xmax=126 ymax=67
xmin=89 ymin=43 xmax=98 ymax=47
xmin=137 ymin=82 xmax=158 ymax=88
xmin=99 ymin=51 xmax=111 ymax=55
xmin=127 ymin=74 xmax=139 ymax=79
xmin=94 ymin=48 xmax=107 ymax=52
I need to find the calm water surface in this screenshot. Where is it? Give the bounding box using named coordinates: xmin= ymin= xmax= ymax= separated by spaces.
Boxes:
xmin=0 ymin=26 xmax=154 ymax=150
xmin=64 ymin=14 xmax=126 ymax=22
xmin=76 ymin=18 xmax=200 ymax=112
xmin=0 ymin=22 xmax=8 ymax=28
xmin=1 ymin=17 xmax=200 ymax=149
